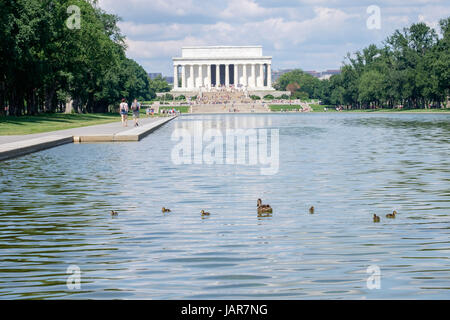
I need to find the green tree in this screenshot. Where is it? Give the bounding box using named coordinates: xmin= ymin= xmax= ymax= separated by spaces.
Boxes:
xmin=149 ymin=75 xmax=171 ymax=94
xmin=317 ymin=19 xmax=448 ymax=109
xmin=358 ymin=70 xmax=385 ymax=107
xmin=275 ymin=69 xmax=322 ymax=99
xmin=0 ymin=0 xmax=153 ymax=116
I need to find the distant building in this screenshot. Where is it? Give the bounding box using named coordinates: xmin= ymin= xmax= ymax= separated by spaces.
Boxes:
xmin=322 ymin=69 xmax=341 ymax=76
xmin=305 ymin=70 xmax=321 ymax=78
xmin=318 ymin=74 xmax=332 ymax=80
xmin=307 ymin=69 xmax=341 ymax=80
xmin=148 ymin=72 xmax=162 ymax=80
xmin=272 ymin=69 xmax=341 ymax=82
xmin=164 ymin=76 xmax=174 ymax=84
xmin=271 ymin=69 xmax=293 ymax=82
xmin=148 ymin=73 xmax=173 ymax=84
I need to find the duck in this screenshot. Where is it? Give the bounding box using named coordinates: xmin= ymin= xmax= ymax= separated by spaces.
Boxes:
xmin=257 ymin=198 xmax=273 ymax=214
xmin=373 ymin=214 xmax=380 ymax=223
xmin=309 ymin=206 xmax=315 ymax=214
xmin=110 ymin=210 xmax=118 ymax=217
xmin=201 ymin=210 xmax=210 ymax=216
xmin=386 ymin=210 xmax=397 ymax=218
xmin=162 ymin=207 xmax=171 ymax=213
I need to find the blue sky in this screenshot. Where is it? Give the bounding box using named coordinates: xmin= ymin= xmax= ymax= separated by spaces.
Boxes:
xmin=98 ymin=0 xmax=450 ymax=76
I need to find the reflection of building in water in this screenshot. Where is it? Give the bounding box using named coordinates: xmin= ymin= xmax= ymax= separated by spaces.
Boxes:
xmin=175 ymin=115 xmax=272 ymax=133
xmin=171 ymin=115 xmax=279 ymax=175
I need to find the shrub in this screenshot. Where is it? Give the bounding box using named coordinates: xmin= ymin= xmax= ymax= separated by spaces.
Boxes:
xmin=292 ymin=91 xmax=309 ymax=100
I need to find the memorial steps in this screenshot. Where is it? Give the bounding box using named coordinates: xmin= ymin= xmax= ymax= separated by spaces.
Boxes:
xmin=191 ymin=103 xmax=270 ymax=114
xmin=190 ymin=89 xmax=270 ymax=113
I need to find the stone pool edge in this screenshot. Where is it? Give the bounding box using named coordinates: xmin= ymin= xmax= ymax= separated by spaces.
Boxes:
xmin=0 ymin=116 xmax=177 ymax=161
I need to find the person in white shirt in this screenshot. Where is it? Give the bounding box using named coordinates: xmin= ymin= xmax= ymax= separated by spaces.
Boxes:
xmin=119 ymin=98 xmax=128 ymax=127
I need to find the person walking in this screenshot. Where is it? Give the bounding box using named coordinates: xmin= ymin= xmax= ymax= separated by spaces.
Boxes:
xmin=131 ymin=99 xmax=141 ymax=127
xmin=119 ymin=98 xmax=129 ymax=127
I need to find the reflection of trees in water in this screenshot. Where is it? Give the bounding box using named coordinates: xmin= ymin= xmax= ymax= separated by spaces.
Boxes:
xmin=342 ymin=116 xmax=450 ymax=140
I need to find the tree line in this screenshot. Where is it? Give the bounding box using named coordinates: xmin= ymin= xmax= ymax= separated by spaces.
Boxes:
xmin=275 ymin=18 xmax=450 ymax=109
xmin=0 ymin=0 xmax=163 ymax=116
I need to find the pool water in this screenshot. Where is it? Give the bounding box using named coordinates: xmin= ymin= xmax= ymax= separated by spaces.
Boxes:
xmin=0 ymin=113 xmax=449 ymax=299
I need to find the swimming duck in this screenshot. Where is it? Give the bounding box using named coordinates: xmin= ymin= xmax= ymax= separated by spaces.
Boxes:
xmin=257 ymin=198 xmax=273 ymax=214
xmin=201 ymin=210 xmax=210 ymax=216
xmin=309 ymin=206 xmax=315 ymax=214
xmin=373 ymin=214 xmax=380 ymax=222
xmin=111 ymin=210 xmax=118 ymax=217
xmin=386 ymin=210 xmax=397 ymax=218
xmin=162 ymin=207 xmax=171 ymax=213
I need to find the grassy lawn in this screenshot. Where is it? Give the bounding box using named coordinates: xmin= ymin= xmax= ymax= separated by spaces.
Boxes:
xmin=340 ymin=108 xmax=450 ymax=113
xmin=141 ymin=105 xmax=190 ymax=114
xmin=0 ymin=113 xmax=119 ymax=135
xmin=269 ymin=105 xmax=303 ymax=111
xmin=310 ymin=104 xmax=450 ymax=113
xmin=310 ymin=104 xmax=336 ymax=112
xmin=159 ymin=105 xmax=190 ymax=113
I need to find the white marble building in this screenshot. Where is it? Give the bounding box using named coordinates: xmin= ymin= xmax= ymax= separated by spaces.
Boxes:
xmin=172 ymin=46 xmax=274 ymax=93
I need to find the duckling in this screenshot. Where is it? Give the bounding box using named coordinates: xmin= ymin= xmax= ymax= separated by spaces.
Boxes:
xmin=111 ymin=210 xmax=118 ymax=217
xmin=201 ymin=210 xmax=210 ymax=216
xmin=373 ymin=214 xmax=380 ymax=223
xmin=386 ymin=210 xmax=397 ymax=218
xmin=309 ymin=206 xmax=315 ymax=214
xmin=162 ymin=207 xmax=171 ymax=213
xmin=257 ymin=198 xmax=273 ymax=214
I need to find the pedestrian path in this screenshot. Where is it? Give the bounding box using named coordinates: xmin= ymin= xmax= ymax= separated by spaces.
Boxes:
xmin=0 ymin=116 xmax=176 ymax=161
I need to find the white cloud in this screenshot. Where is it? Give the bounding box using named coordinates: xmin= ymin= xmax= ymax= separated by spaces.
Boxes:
xmin=220 ymin=0 xmax=271 ymax=19
xmin=125 ymin=37 xmax=207 ymax=60
xmin=99 ymin=0 xmax=197 ymax=16
xmin=96 ymin=0 xmax=450 ymax=74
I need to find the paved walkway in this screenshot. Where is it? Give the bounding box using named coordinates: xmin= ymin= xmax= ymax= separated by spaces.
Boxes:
xmin=0 ymin=116 xmax=177 ymax=161
xmin=0 ymin=116 xmax=173 ymax=144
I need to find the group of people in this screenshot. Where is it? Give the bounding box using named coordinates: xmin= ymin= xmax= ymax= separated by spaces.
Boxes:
xmin=195 ymin=90 xmax=250 ymax=105
xmin=160 ymin=108 xmax=180 ymax=115
xmin=119 ymin=98 xmax=141 ymax=127
xmin=145 ymin=107 xmax=156 ymax=117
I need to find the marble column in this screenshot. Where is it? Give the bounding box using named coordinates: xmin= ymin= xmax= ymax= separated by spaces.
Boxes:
xmin=173 ymin=65 xmax=178 ymax=89
xmin=190 ymin=65 xmax=194 ymax=89
xmin=234 ymin=64 xmax=238 ymax=86
xmin=207 ymin=64 xmax=211 ymax=88
xmin=198 ymin=64 xmax=203 ymax=88
xmin=243 ymin=64 xmax=247 ymax=86
xmin=216 ymin=64 xmax=220 ymax=87
xmin=267 ymin=63 xmax=272 ymax=88
xmin=181 ymin=65 xmax=186 ymax=89
xmin=251 ymin=64 xmax=256 ymax=88
xmin=259 ymin=64 xmax=264 ymax=88
xmin=225 ymin=64 xmax=230 ymax=87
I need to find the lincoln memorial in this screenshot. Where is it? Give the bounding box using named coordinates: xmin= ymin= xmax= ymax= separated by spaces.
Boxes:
xmin=172 ymin=46 xmax=277 ymax=96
